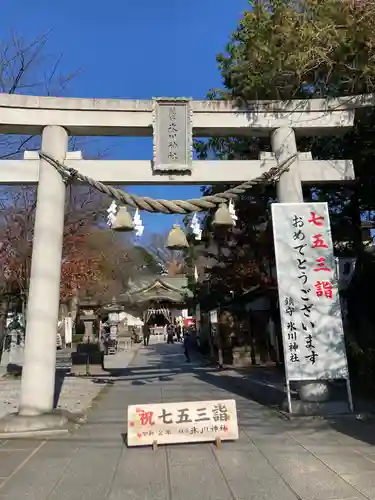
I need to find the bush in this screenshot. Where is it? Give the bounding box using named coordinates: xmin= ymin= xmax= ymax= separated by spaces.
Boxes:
xmin=72 ymin=333 xmax=84 ymax=344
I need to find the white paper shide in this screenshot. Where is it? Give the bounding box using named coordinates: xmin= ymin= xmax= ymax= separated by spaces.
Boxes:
xmin=272 ymin=202 xmax=349 ymax=382
xmin=133 ymin=209 xmax=144 ymax=237
xmin=127 ymin=399 xmax=238 ymax=447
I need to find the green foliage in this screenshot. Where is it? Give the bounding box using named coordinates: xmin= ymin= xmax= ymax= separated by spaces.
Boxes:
xmin=216 ymin=0 xmax=375 ymax=101
xmin=72 ymin=333 xmax=84 ymax=344
xmin=133 ymin=245 xmax=161 ymax=273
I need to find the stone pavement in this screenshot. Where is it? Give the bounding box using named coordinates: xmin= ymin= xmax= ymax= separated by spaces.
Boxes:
xmin=0 ymin=337 xmax=375 ymax=499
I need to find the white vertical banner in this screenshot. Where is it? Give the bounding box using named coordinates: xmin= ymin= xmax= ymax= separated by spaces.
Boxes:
xmin=64 ymin=316 xmax=73 ymax=345
xmin=195 ymin=304 xmax=201 ymax=322
xmin=195 ymin=304 xmax=201 ymax=336
xmin=209 ymin=310 xmax=218 ymax=324
xmin=272 ymin=202 xmax=349 ymax=382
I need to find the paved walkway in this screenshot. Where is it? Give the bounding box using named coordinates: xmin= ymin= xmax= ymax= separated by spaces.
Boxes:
xmin=0 ymin=338 xmax=375 ymax=499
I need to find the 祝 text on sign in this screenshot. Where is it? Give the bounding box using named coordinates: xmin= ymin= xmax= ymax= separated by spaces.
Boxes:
xmin=272 ymin=202 xmax=349 ymax=382
xmin=127 ymin=399 xmax=238 ymax=447
xmin=153 ymin=99 xmax=192 ymax=170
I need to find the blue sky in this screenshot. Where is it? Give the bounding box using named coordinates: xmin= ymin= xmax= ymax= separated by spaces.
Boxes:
xmin=0 ymin=0 xmax=249 ymax=241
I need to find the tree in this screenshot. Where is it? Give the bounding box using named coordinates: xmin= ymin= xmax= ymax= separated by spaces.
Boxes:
xmin=0 ymin=31 xmax=80 ymax=160
xmin=192 ymin=0 xmax=375 ymax=377
xmin=213 ymin=0 xmax=375 ymax=235
xmin=216 ymin=0 xmax=375 ymax=101
xmin=0 ymin=183 xmax=109 ymax=312
xmin=0 ymin=31 xmax=167 ymax=351
xmin=212 ymin=0 xmax=375 ymax=241
xmin=0 ymin=31 xmax=83 ymax=352
xmin=77 ymin=229 xmax=156 ymax=302
xmin=0 ymin=186 xmax=36 ymax=331
xmin=196 ymin=0 xmax=375 ymax=295
xmin=146 ymin=233 xmax=186 ymax=276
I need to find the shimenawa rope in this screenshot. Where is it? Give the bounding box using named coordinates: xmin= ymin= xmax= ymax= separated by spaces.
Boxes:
xmin=39 ymin=152 xmax=297 ymax=214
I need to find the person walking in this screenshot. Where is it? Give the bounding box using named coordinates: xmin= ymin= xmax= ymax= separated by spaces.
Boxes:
xmin=101 ymin=324 xmax=110 ymax=355
xmin=143 ymin=324 xmax=150 ymax=346
xmin=166 ymin=323 xmax=174 ymax=344
xmin=183 ymin=331 xmax=191 ymax=363
xmin=176 ymin=322 xmax=182 ymax=343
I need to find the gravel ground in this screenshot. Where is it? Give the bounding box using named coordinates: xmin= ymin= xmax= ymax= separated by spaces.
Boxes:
xmin=0 ymin=345 xmax=139 ymax=418
xmin=0 ymin=374 xmax=104 ymax=418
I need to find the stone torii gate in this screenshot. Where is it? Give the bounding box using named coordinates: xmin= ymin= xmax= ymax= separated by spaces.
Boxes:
xmin=0 ymin=92 xmax=364 ymax=435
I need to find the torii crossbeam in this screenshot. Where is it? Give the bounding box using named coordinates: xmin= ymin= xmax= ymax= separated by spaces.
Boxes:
xmin=0 ymin=150 xmax=354 ymax=185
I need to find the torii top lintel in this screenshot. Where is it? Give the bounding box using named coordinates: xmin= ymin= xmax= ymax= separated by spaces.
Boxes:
xmin=0 ymin=92 xmax=372 ymax=137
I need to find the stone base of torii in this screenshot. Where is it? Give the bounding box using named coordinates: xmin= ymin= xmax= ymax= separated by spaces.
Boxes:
xmin=0 ymin=92 xmax=363 ymax=436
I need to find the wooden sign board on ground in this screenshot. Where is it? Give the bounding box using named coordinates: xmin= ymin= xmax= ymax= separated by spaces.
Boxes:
xmin=127 ymin=399 xmax=238 ymax=447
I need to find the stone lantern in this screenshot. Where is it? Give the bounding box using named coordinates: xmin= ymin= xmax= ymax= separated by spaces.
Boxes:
xmin=105 ymin=298 xmax=124 ymax=339
xmin=79 ymin=302 xmax=99 ymax=342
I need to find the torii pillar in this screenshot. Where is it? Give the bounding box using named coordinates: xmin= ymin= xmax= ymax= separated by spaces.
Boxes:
xmin=0 ymin=126 xmax=69 ymax=435
xmin=272 ymin=126 xmax=330 ymax=403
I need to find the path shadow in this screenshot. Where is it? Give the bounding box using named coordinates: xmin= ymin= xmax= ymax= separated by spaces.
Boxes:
xmin=134 ymin=341 xmax=286 ymax=408
xmin=114 ymin=340 xmax=375 ymax=446
xmin=53 ymin=350 xmax=75 ymax=408
xmin=68 ymin=339 xmax=375 ymax=446
xmin=327 ymin=416 xmax=375 ymax=446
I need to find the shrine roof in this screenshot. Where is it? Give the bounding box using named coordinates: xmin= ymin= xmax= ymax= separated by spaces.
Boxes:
xmin=127 ymin=275 xmax=192 ymax=304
